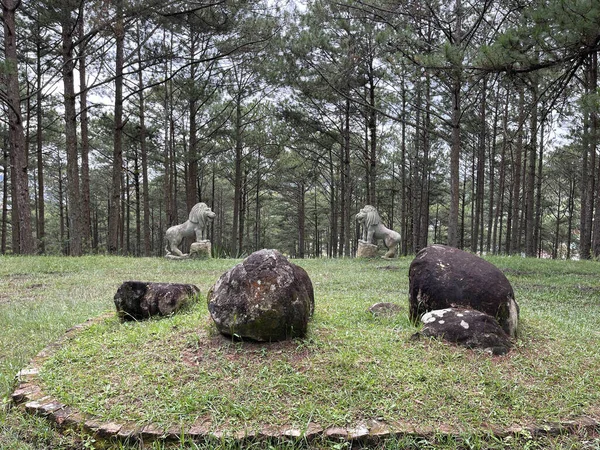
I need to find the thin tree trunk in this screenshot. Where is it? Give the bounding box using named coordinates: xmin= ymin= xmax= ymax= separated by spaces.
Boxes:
xmin=534 ymin=116 xmax=545 ymax=256
xmin=135 ymin=150 xmax=141 ymax=255
xmin=341 ymin=98 xmax=351 ymax=256
xmin=581 ymin=53 xmax=596 ymax=259
xmin=1 ymin=144 xmax=7 ymax=253
xmin=298 ymin=182 xmax=306 ymax=258
xmin=136 ymin=24 xmax=151 ymax=256
xmin=590 ymin=51 xmax=600 ymax=257
xmin=108 ymin=0 xmax=124 ymax=254
xmin=473 ymin=77 xmax=487 ymax=254
xmin=412 ymin=79 xmax=422 ymax=253
xmin=187 ymin=29 xmax=199 ymax=211
xmin=58 ymin=158 xmax=65 ymax=254
xmin=232 ymin=93 xmax=243 ymax=257
xmin=78 ymin=10 xmax=91 ymax=252
xmin=61 ymin=7 xmax=83 ymax=256
xmin=567 ymin=179 xmax=575 ymax=259
xmin=419 ymin=72 xmax=432 ymax=251
xmin=329 ymin=145 xmax=338 ymax=258
xmin=525 ymin=83 xmax=538 ymax=257
xmin=510 ymin=84 xmax=525 ymax=255
xmin=447 ymin=0 xmax=462 ymax=248
xmin=400 ymin=72 xmax=408 ymax=255
xmin=36 ymin=22 xmax=45 ymax=254
xmin=487 ymin=84 xmax=500 ymax=253
xmin=367 ymin=55 xmax=377 ymax=206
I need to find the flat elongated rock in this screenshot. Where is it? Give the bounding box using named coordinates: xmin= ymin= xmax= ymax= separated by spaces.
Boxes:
xmin=409 ymin=245 xmax=519 ymax=338
xmin=416 ymin=307 xmax=513 ymax=355
xmin=207 ymin=249 xmax=314 ymax=341
xmin=114 ymin=281 xmax=199 ymax=321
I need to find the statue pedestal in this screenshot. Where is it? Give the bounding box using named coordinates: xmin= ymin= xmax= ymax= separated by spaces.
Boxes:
xmin=357 ymin=241 xmax=378 ymax=258
xmin=190 ymin=240 xmax=212 ymax=259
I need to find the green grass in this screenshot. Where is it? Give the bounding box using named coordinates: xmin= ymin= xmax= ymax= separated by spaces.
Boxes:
xmin=1 ymin=255 xmax=600 ymax=449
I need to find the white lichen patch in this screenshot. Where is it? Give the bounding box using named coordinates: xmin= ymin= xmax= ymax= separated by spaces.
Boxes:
xmin=460 ymin=320 xmax=469 ymax=329
xmin=421 ymin=308 xmax=452 ymax=324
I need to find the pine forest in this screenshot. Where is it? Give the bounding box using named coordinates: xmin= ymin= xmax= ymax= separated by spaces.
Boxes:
xmin=1 ymin=0 xmax=600 ymax=259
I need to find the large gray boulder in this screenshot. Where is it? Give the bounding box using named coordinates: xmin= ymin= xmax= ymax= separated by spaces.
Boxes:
xmin=408 ymin=244 xmax=519 ymax=338
xmin=414 ymin=307 xmax=513 ymax=355
xmin=114 ymin=281 xmax=199 ymax=321
xmin=207 ymin=249 xmax=314 ymax=341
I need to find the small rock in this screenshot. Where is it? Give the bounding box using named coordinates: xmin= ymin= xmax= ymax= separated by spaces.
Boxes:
xmin=368 ymin=302 xmax=402 ymax=317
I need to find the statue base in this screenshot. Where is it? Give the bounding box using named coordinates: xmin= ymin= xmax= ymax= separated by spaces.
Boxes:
xmin=357 ymin=241 xmax=378 ymax=258
xmin=190 ymin=240 xmax=212 ymax=259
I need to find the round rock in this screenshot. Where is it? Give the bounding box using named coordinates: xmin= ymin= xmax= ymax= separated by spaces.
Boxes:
xmin=415 ymin=307 xmax=513 ymax=355
xmin=408 ymin=244 xmax=519 ymax=338
xmin=207 ymin=249 xmax=314 ymax=341
xmin=368 ymin=302 xmax=402 ymax=317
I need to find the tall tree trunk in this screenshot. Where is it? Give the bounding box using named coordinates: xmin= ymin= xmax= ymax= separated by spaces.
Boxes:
xmin=525 ymin=83 xmax=538 ymax=257
xmin=447 ymin=0 xmax=462 ymax=248
xmin=473 ymin=77 xmax=487 ymax=254
xmin=61 ymin=6 xmax=83 ymax=256
xmin=134 ymin=150 xmax=141 ymax=255
xmin=340 ymin=98 xmax=351 ymax=256
xmin=1 ymin=144 xmax=7 ymax=254
xmin=412 ymin=79 xmax=422 ymax=253
xmin=590 ymin=52 xmax=600 ymax=258
xmin=329 ymin=145 xmax=338 ymax=257
xmin=400 ymin=71 xmax=408 ymax=255
xmin=58 ymin=158 xmax=65 ymax=254
xmin=581 ymin=52 xmax=596 ymax=259
xmin=367 ymin=56 xmax=377 ymax=206
xmin=136 ymin=23 xmax=151 ymax=256
xmin=298 ymin=182 xmax=305 ymax=258
xmin=108 ymin=0 xmax=124 ymax=254
xmin=534 ymin=118 xmax=544 ymax=256
xmin=486 ymin=84 xmax=500 ymax=253
xmin=419 ymin=71 xmax=432 ymax=251
xmin=567 ymin=178 xmax=575 ymax=259
xmin=509 ymin=84 xmax=525 ymax=255
xmin=2 ymin=0 xmax=34 ymax=254
xmin=78 ymin=13 xmax=91 ymax=252
xmin=232 ymin=93 xmax=243 ymax=257
xmin=255 ymin=148 xmax=261 ymax=250
xmin=36 ymin=21 xmax=45 ymax=254
xmin=187 ymin=29 xmax=199 ymax=211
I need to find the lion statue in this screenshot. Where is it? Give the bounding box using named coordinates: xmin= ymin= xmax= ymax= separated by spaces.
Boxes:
xmin=356 ymin=205 xmax=401 ymax=258
xmin=165 ymin=202 xmax=216 ymax=258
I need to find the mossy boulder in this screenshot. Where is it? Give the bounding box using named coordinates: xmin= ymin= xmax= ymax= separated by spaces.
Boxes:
xmin=207 ymin=249 xmax=314 ymax=341
xmin=408 ymin=244 xmax=519 ymax=338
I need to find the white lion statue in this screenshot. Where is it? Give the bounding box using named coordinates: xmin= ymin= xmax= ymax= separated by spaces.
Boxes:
xmin=165 ymin=202 xmax=216 ymax=257
xmin=356 ymin=205 xmax=401 ymax=258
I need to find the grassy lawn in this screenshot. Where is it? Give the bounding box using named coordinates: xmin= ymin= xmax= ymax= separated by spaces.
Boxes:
xmin=1 ymin=254 xmax=599 ymax=449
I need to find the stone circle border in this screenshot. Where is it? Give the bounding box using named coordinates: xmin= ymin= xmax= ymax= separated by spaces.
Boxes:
xmin=11 ymin=314 xmax=600 ymax=446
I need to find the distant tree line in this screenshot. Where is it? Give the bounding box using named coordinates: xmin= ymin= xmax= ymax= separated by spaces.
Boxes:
xmin=1 ymin=0 xmax=599 ymax=259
